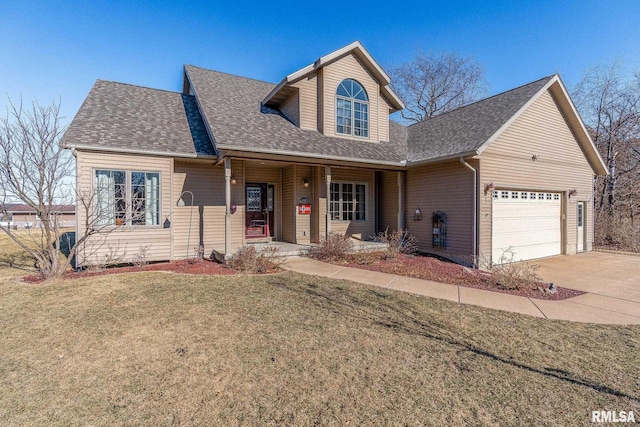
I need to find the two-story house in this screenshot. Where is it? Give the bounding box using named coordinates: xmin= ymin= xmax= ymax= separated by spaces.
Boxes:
xmin=61 ymin=41 xmax=607 ymax=267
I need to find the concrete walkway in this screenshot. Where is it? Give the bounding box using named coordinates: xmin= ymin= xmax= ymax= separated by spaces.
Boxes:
xmin=282 ymin=256 xmax=640 ymax=325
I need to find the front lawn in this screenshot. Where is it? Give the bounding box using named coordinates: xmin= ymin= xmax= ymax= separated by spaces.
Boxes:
xmin=0 ymin=268 xmax=638 ymax=425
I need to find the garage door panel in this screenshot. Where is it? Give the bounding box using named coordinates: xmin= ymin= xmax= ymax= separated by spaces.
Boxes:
xmin=492 ymin=190 xmax=561 ymax=262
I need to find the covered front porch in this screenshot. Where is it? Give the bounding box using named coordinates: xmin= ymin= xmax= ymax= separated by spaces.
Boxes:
xmin=212 ymin=157 xmax=405 ymax=260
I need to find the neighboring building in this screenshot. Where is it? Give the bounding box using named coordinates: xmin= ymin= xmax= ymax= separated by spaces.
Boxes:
xmin=61 ymin=41 xmax=607 ymax=267
xmin=1 ymin=204 xmax=76 ymax=229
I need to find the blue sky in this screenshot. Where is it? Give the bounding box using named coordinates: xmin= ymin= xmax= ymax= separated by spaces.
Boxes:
xmin=1 ymin=0 xmax=639 ymax=123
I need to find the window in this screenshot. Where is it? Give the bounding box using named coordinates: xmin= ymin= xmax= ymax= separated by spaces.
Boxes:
xmin=95 ymin=169 xmax=160 ymax=226
xmin=336 ymin=79 xmax=368 ymax=137
xmin=330 ymin=182 xmax=366 ymax=221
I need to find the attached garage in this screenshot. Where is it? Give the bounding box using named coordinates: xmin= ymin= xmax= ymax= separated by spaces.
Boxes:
xmin=491 ymin=190 xmax=561 ymax=263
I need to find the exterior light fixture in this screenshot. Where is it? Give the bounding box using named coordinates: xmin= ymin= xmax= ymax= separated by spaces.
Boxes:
xmin=532 ymin=154 xmax=539 ymax=161
xmin=568 ymin=189 xmax=577 ymax=198
xmin=302 ymin=178 xmax=310 ymax=188
xmin=230 ymin=175 xmax=237 ymax=185
xmin=484 ymin=182 xmax=495 ymax=195
xmin=413 ymin=207 xmax=423 ymax=221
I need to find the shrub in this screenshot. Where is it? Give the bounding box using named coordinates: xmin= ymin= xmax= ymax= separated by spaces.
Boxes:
xmin=227 ymin=245 xmax=283 ymax=273
xmin=491 ymin=248 xmax=542 ymax=290
xmin=308 ymin=232 xmax=354 ymax=261
xmin=374 ymin=229 xmax=418 ymax=260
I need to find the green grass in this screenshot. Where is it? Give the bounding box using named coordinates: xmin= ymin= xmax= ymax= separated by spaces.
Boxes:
xmin=1 ymin=267 xmax=639 ymax=426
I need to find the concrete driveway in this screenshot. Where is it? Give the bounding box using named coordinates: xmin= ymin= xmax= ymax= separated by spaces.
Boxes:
xmin=534 ymin=251 xmax=640 ymax=323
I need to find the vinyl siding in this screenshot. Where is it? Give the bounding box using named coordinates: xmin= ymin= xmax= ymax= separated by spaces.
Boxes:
xmin=281 ymin=166 xmax=295 ymax=243
xmin=291 ymin=73 xmax=318 ymax=130
xmin=378 ymin=97 xmax=391 ymax=141
xmin=280 ymin=93 xmax=299 ymax=126
xmin=75 ymin=151 xmax=173 ymax=265
xmin=172 ymin=160 xmax=224 ymax=258
xmin=377 ymin=171 xmax=400 ymax=233
xmin=295 ymin=165 xmax=312 ymax=244
xmin=322 ymin=53 xmax=381 ymax=141
xmin=312 ymin=166 xmax=327 ymax=242
xmin=405 ymin=161 xmax=475 ymax=263
xmin=330 ymin=168 xmax=375 ymax=240
xmin=479 ymin=89 xmax=595 ymax=263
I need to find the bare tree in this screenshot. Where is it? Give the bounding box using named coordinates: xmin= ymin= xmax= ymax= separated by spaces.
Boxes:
xmin=573 ymin=61 xmax=640 ymax=219
xmin=0 ymin=97 xmax=144 ymax=279
xmin=389 ymin=51 xmax=487 ymax=123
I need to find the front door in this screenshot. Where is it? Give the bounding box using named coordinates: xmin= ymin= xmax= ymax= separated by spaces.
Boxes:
xmin=245 ymin=183 xmax=274 ymax=239
xmin=577 ymin=201 xmax=585 ymax=251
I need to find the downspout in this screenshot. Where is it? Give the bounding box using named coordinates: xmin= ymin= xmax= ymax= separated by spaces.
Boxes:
xmin=460 ymin=157 xmax=477 ymax=268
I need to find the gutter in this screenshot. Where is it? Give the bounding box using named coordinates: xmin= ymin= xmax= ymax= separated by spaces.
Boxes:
xmin=63 ymin=144 xmax=218 ymax=161
xmin=460 ymin=157 xmax=478 ymax=268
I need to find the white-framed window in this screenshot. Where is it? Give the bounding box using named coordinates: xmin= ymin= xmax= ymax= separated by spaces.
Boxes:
xmin=492 ymin=190 xmax=499 ymax=199
xmin=330 ymin=182 xmax=366 ymax=221
xmin=553 ymin=193 xmax=560 ymax=200
xmin=336 ymin=79 xmax=369 ymax=138
xmin=95 ymin=169 xmax=160 ymax=226
xmin=501 ymin=191 xmax=509 ymax=199
xmin=521 ymin=192 xmax=528 ymax=199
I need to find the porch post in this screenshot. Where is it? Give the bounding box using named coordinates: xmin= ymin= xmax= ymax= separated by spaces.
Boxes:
xmin=224 ymin=157 xmax=232 ymax=258
xmin=397 ymin=171 xmax=404 ymax=231
xmin=325 ymin=166 xmax=331 ymax=235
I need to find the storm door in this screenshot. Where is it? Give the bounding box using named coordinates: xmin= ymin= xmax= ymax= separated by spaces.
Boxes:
xmin=245 ymin=183 xmax=274 ymax=239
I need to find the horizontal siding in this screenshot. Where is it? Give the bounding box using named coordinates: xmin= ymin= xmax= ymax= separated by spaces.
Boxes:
xmin=292 ymin=74 xmax=317 ymax=130
xmin=172 ymin=161 xmax=224 ymax=259
xmin=479 ymin=89 xmax=595 ymax=263
xmin=282 ymin=166 xmax=295 ymax=243
xmin=377 ymin=171 xmax=400 ymax=233
xmin=280 ymin=92 xmax=300 ymax=127
xmin=406 ymin=161 xmax=475 ymax=261
xmin=295 ymin=165 xmax=312 ymax=244
xmin=75 ymin=151 xmax=172 ymax=265
xmin=379 ymin=97 xmax=391 ymax=141
xmin=330 ymin=168 xmax=375 ymax=240
xmin=323 ymin=53 xmax=380 ymax=141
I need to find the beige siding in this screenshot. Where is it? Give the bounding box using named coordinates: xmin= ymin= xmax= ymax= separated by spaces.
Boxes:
xmin=172 ymin=161 xmax=224 ymax=259
xmin=281 ymin=166 xmax=295 ymax=243
xmin=76 ymin=151 xmax=173 ymax=265
xmin=280 ymin=93 xmax=299 ymax=126
xmin=378 ymin=97 xmax=391 ymax=141
xmin=405 ymin=161 xmax=475 ymax=262
xmin=295 ymin=165 xmax=312 ymax=244
xmin=479 ymin=89 xmax=595 ymax=263
xmin=322 ymin=53 xmax=380 ymax=141
xmin=291 ymin=73 xmax=318 ymax=131
xmin=312 ymin=166 xmax=327 ymax=242
xmin=377 ymin=171 xmax=400 ymax=233
xmin=330 ymin=168 xmax=376 ymax=240
xmin=230 ymin=159 xmax=245 ymax=250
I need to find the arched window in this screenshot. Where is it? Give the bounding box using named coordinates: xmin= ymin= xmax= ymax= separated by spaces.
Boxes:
xmin=336 ymin=79 xmax=368 ymax=137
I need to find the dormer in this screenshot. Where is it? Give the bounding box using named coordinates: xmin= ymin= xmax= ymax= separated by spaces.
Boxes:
xmin=262 ymin=41 xmax=404 ymax=142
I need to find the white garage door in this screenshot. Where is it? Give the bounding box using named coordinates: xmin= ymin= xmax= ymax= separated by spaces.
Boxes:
xmin=492 ymin=190 xmax=561 ymax=263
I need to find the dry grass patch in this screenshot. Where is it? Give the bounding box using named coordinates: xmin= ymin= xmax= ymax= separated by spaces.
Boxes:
xmin=0 ymin=267 xmax=638 ymax=425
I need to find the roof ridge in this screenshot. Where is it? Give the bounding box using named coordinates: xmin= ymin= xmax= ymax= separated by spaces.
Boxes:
xmin=184 ymin=65 xmax=277 ymax=86
xmin=95 ymin=79 xmax=184 ymax=95
xmin=408 ymin=74 xmax=556 ymax=129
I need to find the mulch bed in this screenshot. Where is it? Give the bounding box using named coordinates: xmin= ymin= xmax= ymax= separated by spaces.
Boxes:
xmin=338 ymin=252 xmax=584 ymax=301
xmin=21 ymin=259 xmax=237 ymax=284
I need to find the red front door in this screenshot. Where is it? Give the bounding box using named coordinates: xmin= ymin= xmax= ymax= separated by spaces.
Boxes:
xmin=245 ymin=183 xmax=274 ymax=239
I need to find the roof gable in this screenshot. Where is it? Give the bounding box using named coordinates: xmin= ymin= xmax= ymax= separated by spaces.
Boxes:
xmin=184 ymin=65 xmax=407 ymax=166
xmin=406 ymin=75 xmax=608 ymax=176
xmin=262 ymin=41 xmax=404 ymax=112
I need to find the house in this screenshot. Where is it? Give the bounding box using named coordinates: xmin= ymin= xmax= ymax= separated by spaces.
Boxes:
xmin=1 ymin=204 xmax=76 ymax=229
xmin=61 ymin=41 xmax=607 ymax=267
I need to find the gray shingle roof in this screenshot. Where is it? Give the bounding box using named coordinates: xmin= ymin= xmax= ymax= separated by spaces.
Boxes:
xmin=61 ymin=80 xmax=213 ymax=156
xmin=406 ymin=75 xmax=554 ymax=163
xmin=184 ymin=65 xmax=407 ymax=165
